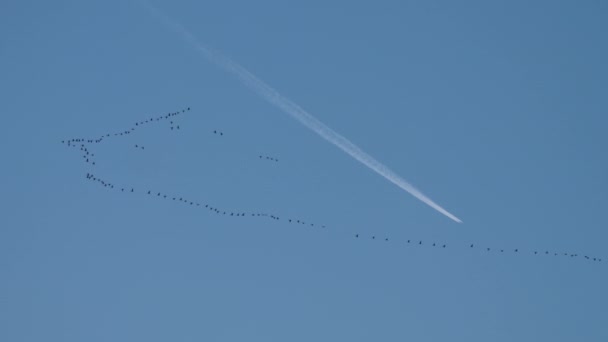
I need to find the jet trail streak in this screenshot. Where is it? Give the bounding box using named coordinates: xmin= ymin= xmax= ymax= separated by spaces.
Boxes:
xmin=141 ymin=1 xmax=462 ymax=223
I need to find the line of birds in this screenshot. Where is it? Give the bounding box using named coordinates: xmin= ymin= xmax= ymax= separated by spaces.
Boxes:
xmin=62 ymin=107 xmax=189 ymax=146
xmin=354 ymin=234 xmax=602 ymax=262
xmin=77 ymin=144 xmax=96 ymax=165
xmin=259 ymin=155 xmax=279 ymax=162
xmin=64 ymin=106 xmax=603 ymax=265
xmin=84 ymin=170 xmax=602 ymax=264
xmin=85 ymin=172 xmax=327 ymax=228
xmin=62 ymin=106 xmax=285 ymax=170
xmin=61 ymin=107 xmax=190 ymax=167
xmin=62 ymin=106 xmax=272 ymax=166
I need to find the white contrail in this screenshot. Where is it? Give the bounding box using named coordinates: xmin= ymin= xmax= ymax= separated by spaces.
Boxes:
xmin=141 ymin=2 xmax=462 ymax=223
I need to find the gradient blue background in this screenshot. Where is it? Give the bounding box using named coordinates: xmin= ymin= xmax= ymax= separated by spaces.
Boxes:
xmin=1 ymin=0 xmax=607 ymax=341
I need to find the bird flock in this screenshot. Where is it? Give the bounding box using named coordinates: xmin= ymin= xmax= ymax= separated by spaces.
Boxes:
xmin=259 ymin=155 xmax=279 ymax=163
xmin=62 ymin=108 xmax=190 ymax=164
xmin=85 ymin=171 xmax=326 ymax=228
xmin=62 ymin=107 xmax=603 ymax=265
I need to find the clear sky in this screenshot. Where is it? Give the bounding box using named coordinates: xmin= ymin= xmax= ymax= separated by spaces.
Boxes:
xmin=1 ymin=0 xmax=607 ymax=341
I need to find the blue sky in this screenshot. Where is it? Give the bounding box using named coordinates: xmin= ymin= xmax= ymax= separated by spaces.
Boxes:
xmin=1 ymin=0 xmax=607 ymax=341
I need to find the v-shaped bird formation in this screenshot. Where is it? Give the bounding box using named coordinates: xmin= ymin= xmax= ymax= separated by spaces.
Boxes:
xmin=62 ymin=107 xmax=603 ymax=265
